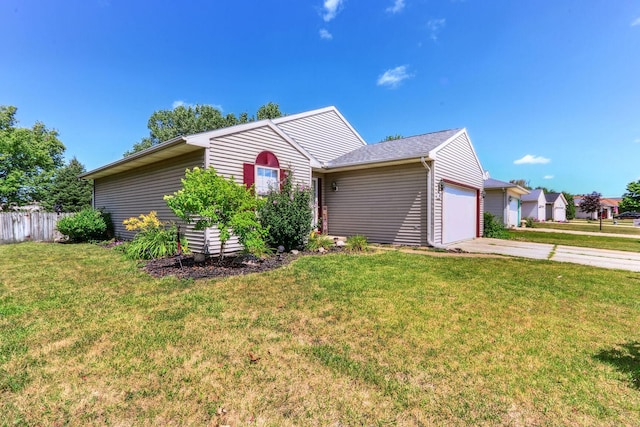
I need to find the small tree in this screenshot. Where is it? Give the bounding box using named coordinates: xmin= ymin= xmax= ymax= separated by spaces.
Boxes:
xmin=164 ymin=167 xmax=265 ymax=259
xmin=42 ymin=157 xmax=93 ymax=212
xmin=619 ymin=180 xmax=640 ymax=213
xmin=579 ymin=191 xmax=602 ymax=229
xmin=563 ymin=191 xmax=576 ymax=220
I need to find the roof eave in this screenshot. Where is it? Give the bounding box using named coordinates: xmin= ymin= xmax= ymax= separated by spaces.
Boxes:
xmin=80 ymin=136 xmax=203 ymax=180
xmin=318 ymin=156 xmax=433 ymax=173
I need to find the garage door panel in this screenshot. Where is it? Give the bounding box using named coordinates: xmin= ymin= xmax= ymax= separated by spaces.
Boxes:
xmin=443 ymin=184 xmax=477 ymax=244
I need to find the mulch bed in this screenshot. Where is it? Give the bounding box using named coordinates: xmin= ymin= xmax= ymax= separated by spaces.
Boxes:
xmin=143 ymin=251 xmax=309 ymax=280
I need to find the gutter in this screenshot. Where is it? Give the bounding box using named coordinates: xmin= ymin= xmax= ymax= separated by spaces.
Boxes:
xmin=421 ymin=156 xmax=448 ymax=249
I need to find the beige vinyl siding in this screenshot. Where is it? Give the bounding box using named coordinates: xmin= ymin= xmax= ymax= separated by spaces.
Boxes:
xmin=93 ymin=151 xmax=206 ymax=251
xmin=206 ymin=125 xmax=312 ymax=254
xmin=484 ymin=191 xmax=506 ymax=223
xmin=432 ymin=132 xmax=484 ymax=244
xmin=324 ymin=163 xmax=427 ymax=245
xmin=276 ymin=110 xmax=365 ymax=164
xmin=208 ymin=125 xmax=311 ymax=186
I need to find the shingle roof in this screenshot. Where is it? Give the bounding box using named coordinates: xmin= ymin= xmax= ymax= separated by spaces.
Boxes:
xmin=545 ymin=192 xmax=562 ymax=203
xmin=484 ymin=178 xmax=517 ymax=189
xmin=327 ymin=128 xmax=463 ymax=168
xmin=521 ymin=188 xmax=543 ymax=202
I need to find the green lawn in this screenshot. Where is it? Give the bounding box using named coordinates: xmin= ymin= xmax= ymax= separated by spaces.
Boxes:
xmin=532 ymin=220 xmax=640 ymax=236
xmin=1 ymin=242 xmax=640 ymax=425
xmin=506 ymin=230 xmax=640 ymax=253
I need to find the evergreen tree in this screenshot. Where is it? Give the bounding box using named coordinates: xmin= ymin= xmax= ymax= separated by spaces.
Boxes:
xmin=43 ymin=157 xmax=93 ymax=212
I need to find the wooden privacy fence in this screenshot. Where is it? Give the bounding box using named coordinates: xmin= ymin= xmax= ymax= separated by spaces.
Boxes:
xmin=0 ymin=212 xmax=71 ymax=244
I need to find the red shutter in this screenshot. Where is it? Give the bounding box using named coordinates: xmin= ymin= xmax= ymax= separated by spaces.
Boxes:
xmin=280 ymin=169 xmax=289 ymax=191
xmin=243 ymin=163 xmax=255 ymax=189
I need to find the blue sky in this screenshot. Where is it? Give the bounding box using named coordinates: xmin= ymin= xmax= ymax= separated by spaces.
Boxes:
xmin=1 ymin=0 xmax=639 ymax=197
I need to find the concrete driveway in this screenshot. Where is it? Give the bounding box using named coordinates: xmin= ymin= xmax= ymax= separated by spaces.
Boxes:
xmin=450 ymin=238 xmax=640 ymax=272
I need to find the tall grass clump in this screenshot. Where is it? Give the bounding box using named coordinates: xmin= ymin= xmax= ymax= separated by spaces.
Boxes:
xmin=346 ymin=234 xmax=368 ymax=252
xmin=121 ymin=211 xmax=187 ymax=260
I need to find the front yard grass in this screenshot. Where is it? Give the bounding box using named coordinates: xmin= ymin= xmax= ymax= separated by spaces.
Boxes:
xmin=532 ymin=220 xmax=640 ymax=236
xmin=1 ymin=242 xmax=640 ymax=425
xmin=506 ymin=229 xmax=640 ymax=253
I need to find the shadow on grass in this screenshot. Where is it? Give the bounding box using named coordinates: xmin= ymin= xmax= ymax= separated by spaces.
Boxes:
xmin=594 ymin=341 xmax=640 ymax=389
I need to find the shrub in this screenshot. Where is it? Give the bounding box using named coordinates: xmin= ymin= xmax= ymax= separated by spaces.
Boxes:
xmin=258 ymin=174 xmax=313 ymax=251
xmin=483 ymin=212 xmax=509 ymax=239
xmin=524 ymin=217 xmax=536 ymax=228
xmin=346 ymin=234 xmax=368 ymax=252
xmin=306 ymin=231 xmax=334 ymax=251
xmin=56 ymin=208 xmax=111 ymax=242
xmin=121 ymin=212 xmax=188 ymax=260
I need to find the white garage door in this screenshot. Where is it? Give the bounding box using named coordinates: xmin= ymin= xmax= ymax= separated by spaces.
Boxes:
xmin=443 ymin=184 xmax=478 ymax=244
xmin=555 ymin=206 xmax=566 ymax=222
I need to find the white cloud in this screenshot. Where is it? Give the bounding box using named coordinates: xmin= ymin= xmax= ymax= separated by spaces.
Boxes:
xmin=319 ymin=28 xmax=333 ymax=40
xmin=322 ymin=0 xmax=344 ymax=22
xmin=634 ymin=138 xmax=640 ymax=143
xmin=632 ymin=17 xmax=640 ymax=26
xmin=513 ymin=154 xmax=551 ymax=165
xmin=543 ymin=175 xmax=554 ymax=180
xmin=377 ymin=65 xmax=413 ymax=88
xmin=386 ymin=0 xmax=405 ymax=14
xmin=427 ymin=18 xmax=446 ymax=41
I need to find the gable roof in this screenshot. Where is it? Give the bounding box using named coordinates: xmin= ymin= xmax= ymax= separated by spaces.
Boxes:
xmin=273 ymin=106 xmax=367 ymax=164
xmin=81 ymin=106 xmax=364 ymax=180
xmin=326 ymin=128 xmax=463 ymax=169
xmin=484 ymin=178 xmax=530 ymax=195
xmin=521 ymin=188 xmax=544 ymax=202
xmin=545 ymin=192 xmax=567 ymax=205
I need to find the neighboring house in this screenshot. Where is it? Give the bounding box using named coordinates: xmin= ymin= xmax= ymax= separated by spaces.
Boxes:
xmin=483 ymin=178 xmax=529 ymax=227
xmin=81 ymin=106 xmax=485 ymax=254
xmin=574 ymin=196 xmax=620 ymax=219
xmin=520 ymin=189 xmax=546 ymax=221
xmin=545 ymin=192 xmax=568 ymax=222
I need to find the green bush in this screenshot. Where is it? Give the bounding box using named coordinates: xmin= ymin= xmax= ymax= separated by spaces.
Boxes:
xmin=258 ymin=175 xmax=313 ymax=251
xmin=56 ymin=208 xmax=111 ymax=242
xmin=483 ymin=212 xmax=509 ymax=239
xmin=346 ymin=235 xmax=368 ymax=252
xmin=524 ymin=217 xmax=536 ymax=228
xmin=307 ymin=232 xmax=334 ymax=251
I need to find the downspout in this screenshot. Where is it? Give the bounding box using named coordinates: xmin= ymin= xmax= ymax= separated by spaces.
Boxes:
xmin=421 ymin=157 xmax=448 ymax=249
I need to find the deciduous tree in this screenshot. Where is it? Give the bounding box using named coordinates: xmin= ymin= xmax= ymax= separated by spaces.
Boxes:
xmin=619 ymin=180 xmax=640 ymax=212
xmin=579 ymin=191 xmax=603 ymax=229
xmin=562 ymin=191 xmax=576 ymax=220
xmin=382 ymin=134 xmax=403 ymax=142
xmin=0 ymin=105 xmax=65 ymax=207
xmin=509 ymin=179 xmax=531 ymax=190
xmin=164 ymin=167 xmax=266 ymax=259
xmin=125 ymin=103 xmax=283 ymax=156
